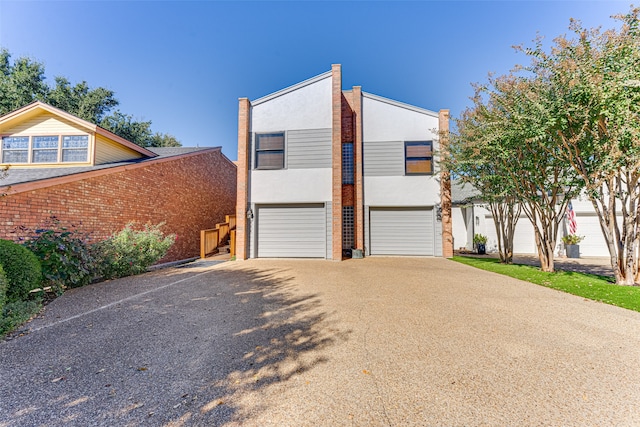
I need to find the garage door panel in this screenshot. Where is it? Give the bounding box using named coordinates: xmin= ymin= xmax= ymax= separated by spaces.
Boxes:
xmin=370 ymin=208 xmax=434 ymax=256
xmin=257 ymin=204 xmax=326 ymax=258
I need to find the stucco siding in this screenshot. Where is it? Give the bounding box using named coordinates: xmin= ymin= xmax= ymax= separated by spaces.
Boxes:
xmin=250 ymin=168 xmax=332 ymax=204
xmin=362 ymin=95 xmax=439 ymax=144
xmin=251 ymin=75 xmax=332 ymax=132
xmin=364 ymin=176 xmax=440 ymax=206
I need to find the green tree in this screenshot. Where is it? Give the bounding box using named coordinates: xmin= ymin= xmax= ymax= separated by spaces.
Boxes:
xmin=523 ymin=7 xmax=640 ymax=284
xmin=47 ymin=77 xmax=118 ymax=123
xmin=0 ymin=48 xmax=181 ymax=148
xmin=0 ymin=49 xmax=48 ymax=113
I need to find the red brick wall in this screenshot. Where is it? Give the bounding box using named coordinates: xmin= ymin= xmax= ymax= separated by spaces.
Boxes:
xmin=0 ymin=150 xmax=237 ymax=263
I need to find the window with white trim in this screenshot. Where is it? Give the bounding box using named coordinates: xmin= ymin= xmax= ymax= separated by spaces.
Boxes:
xmin=255 ymin=133 xmax=284 ymax=170
xmin=0 ymin=134 xmax=89 ymax=164
xmin=1 ymin=136 xmax=29 ymax=163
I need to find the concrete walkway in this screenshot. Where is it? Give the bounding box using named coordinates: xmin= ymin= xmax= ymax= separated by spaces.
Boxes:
xmin=1 ymin=257 xmax=639 ymax=426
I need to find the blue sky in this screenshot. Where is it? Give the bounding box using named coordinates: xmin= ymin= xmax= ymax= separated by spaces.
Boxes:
xmin=0 ymin=1 xmax=630 ymax=160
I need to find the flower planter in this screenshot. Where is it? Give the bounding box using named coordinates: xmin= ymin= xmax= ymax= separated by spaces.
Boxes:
xmin=477 ymin=243 xmax=486 ymax=255
xmin=566 ymin=244 xmax=580 ymax=259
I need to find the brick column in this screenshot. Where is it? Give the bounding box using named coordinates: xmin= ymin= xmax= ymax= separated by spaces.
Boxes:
xmin=331 ymin=64 xmax=343 ymax=260
xmin=236 ymin=98 xmax=251 ymax=260
xmin=439 ymin=109 xmax=453 ymax=258
xmin=352 ymin=86 xmax=364 ymax=251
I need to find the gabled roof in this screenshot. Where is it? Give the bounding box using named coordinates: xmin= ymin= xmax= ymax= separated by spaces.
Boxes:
xmin=251 ymin=70 xmax=332 ymax=106
xmin=451 ymin=179 xmax=482 ymax=205
xmin=361 ymin=92 xmax=439 ymax=117
xmin=0 ymin=101 xmax=158 ymax=158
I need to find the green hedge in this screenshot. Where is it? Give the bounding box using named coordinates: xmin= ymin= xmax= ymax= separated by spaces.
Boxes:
xmin=0 ymin=266 xmax=7 ymax=315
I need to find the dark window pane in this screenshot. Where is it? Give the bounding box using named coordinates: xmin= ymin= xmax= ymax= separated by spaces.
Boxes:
xmin=256 ymin=151 xmax=284 ymax=169
xmin=257 ymin=134 xmax=284 ymax=150
xmin=342 ymin=143 xmax=354 ymax=184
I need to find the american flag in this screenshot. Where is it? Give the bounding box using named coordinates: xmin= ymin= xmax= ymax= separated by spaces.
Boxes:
xmin=566 ymin=201 xmax=577 ymax=235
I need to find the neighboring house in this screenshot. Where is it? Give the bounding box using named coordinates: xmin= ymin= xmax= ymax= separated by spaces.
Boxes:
xmin=451 ymin=180 xmax=610 ymax=257
xmin=236 ymin=64 xmax=452 ymax=260
xmin=0 ymin=101 xmax=236 ymax=262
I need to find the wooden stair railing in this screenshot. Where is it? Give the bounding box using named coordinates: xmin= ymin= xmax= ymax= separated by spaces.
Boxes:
xmin=200 ymin=214 xmax=236 ymax=259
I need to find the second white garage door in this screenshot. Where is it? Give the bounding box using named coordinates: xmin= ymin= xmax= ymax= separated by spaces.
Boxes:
xmin=256 ymin=204 xmax=326 ymax=258
xmin=369 ymin=207 xmax=434 ymax=256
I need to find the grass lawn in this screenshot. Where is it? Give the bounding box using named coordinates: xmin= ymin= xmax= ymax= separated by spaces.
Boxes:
xmin=452 ymin=256 xmax=640 ymax=313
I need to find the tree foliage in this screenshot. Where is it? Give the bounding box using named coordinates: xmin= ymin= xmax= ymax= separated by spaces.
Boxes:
xmin=0 ymin=48 xmax=180 ymax=148
xmin=450 ymin=6 xmax=640 ymax=283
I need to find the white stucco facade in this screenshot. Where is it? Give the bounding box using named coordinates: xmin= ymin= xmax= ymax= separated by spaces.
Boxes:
xmin=250 ymin=169 xmax=332 ymax=204
xmin=251 ymin=73 xmax=332 ymax=132
xmin=364 ymin=176 xmax=440 ymax=206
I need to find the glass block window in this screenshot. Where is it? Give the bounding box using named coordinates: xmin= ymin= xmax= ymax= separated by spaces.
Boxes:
xmin=2 ymin=136 xmax=29 ymax=163
xmin=32 ymin=136 xmax=60 ymax=163
xmin=62 ymin=135 xmax=89 ymax=162
xmin=405 ymin=141 xmax=433 ymax=175
xmin=342 ymin=206 xmax=354 ymax=249
xmin=342 ymin=143 xmax=354 ymax=184
xmin=255 ymin=133 xmax=285 ymax=170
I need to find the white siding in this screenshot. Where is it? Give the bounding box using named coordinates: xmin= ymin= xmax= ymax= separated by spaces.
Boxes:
xmin=287 ymin=128 xmax=332 ymax=169
xmin=363 ymin=140 xmax=404 ymax=176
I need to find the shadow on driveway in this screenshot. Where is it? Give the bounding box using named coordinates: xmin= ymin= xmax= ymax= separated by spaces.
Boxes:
xmin=0 ymin=262 xmax=349 ymax=426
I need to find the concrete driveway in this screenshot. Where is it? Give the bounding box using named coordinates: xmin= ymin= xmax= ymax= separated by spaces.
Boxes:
xmin=1 ymin=257 xmax=639 ymax=426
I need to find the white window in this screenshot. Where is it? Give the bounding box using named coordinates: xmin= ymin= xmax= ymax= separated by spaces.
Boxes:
xmin=62 ymin=135 xmax=89 ymax=162
xmin=32 ymin=136 xmax=60 ymax=163
xmin=1 ymin=136 xmax=29 ymax=163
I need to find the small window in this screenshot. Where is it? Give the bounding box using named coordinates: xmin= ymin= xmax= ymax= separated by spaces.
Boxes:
xmin=2 ymin=136 xmax=29 ymax=163
xmin=62 ymin=135 xmax=89 ymax=162
xmin=405 ymin=141 xmax=433 ymax=175
xmin=255 ymin=133 xmax=284 ymax=170
xmin=342 ymin=143 xmax=354 ymax=184
xmin=32 ymin=136 xmax=60 ymax=163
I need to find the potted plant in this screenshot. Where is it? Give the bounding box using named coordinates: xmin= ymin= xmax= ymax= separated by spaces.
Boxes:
xmin=473 ymin=234 xmax=488 ymax=255
xmin=562 ymin=234 xmax=584 ymax=258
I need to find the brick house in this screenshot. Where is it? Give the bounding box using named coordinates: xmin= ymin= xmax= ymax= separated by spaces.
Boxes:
xmin=236 ymin=64 xmax=452 ymax=260
xmin=0 ymin=101 xmax=236 ymax=262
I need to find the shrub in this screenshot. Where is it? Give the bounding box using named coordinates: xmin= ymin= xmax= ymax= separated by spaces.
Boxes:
xmin=0 ymin=239 xmax=42 ymax=302
xmin=19 ymin=217 xmax=97 ymax=293
xmin=473 ymin=234 xmax=488 ymax=245
xmin=95 ymin=222 xmax=175 ymax=279
xmin=1 ymin=299 xmax=42 ymax=337
xmin=0 ymin=266 xmax=7 ymax=316
xmin=562 ymin=234 xmax=584 ymax=245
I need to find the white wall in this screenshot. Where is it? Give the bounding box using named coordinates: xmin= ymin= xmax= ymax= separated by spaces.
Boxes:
xmin=251 ymin=76 xmax=332 ymax=132
xmin=364 ymin=176 xmax=440 ymax=206
xmin=362 ymin=95 xmax=439 ymax=144
xmin=250 ymin=169 xmax=332 ymax=204
xmin=452 ymin=206 xmax=474 ymax=250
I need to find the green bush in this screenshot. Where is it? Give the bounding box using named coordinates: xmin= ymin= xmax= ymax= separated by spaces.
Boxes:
xmin=20 ymin=217 xmax=97 ymax=293
xmin=1 ymin=299 xmax=41 ymax=337
xmin=0 ymin=266 xmax=7 ymax=316
xmin=0 ymin=239 xmax=42 ymax=302
xmin=96 ymin=222 xmax=175 ymax=279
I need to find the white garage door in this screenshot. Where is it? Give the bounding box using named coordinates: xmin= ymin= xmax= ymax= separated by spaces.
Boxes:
xmin=576 ymin=215 xmax=609 ymax=257
xmin=370 ymin=207 xmax=434 ymax=256
xmin=257 ymin=204 xmax=326 ymax=258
